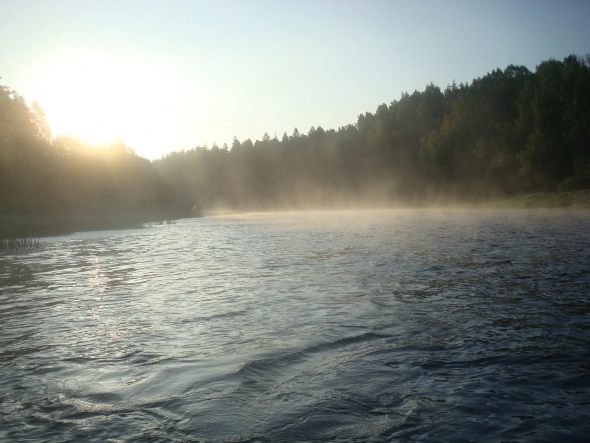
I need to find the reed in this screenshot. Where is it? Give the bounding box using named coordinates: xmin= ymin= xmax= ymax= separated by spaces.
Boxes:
xmin=0 ymin=237 xmax=42 ymax=250
xmin=140 ymin=219 xmax=175 ymax=228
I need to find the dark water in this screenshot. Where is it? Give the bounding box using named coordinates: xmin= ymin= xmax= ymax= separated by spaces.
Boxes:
xmin=1 ymin=209 xmax=589 ymax=442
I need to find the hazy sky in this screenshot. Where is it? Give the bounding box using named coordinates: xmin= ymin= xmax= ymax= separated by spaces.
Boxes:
xmin=1 ymin=0 xmax=589 ymax=159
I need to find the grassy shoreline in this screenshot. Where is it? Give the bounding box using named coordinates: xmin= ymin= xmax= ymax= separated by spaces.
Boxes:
xmin=479 ymin=189 xmax=590 ymax=209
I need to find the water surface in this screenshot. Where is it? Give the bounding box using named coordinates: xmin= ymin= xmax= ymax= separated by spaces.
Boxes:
xmin=1 ymin=209 xmax=589 ymax=442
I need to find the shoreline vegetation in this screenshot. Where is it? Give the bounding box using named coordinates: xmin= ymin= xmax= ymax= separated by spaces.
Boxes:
xmin=2 ymin=54 xmax=590 ymax=246
xmin=1 ymin=190 xmax=588 ymax=246
xmin=481 ymin=189 xmax=590 ymax=209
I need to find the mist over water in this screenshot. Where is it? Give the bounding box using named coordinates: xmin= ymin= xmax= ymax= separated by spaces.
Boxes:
xmin=1 ymin=209 xmax=589 ymax=442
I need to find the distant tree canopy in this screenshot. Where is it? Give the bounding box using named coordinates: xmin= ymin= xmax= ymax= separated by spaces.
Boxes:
xmin=0 ymin=82 xmax=177 ymax=217
xmin=154 ymin=55 xmax=590 ymax=212
xmin=2 ymin=54 xmax=589 ymax=220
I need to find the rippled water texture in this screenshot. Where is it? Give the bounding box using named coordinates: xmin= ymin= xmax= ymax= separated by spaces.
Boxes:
xmin=1 ymin=209 xmax=589 ymax=442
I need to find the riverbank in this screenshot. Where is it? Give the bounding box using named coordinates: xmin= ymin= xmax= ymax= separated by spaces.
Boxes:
xmin=0 ymin=210 xmax=189 ymax=240
xmin=480 ymin=189 xmax=590 ymax=209
xmin=2 ymin=190 xmax=588 ymax=241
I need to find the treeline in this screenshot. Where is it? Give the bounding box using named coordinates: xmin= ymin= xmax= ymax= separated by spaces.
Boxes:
xmin=154 ymin=54 xmax=590 ymax=212
xmin=0 ymin=83 xmax=178 ymax=221
xmin=2 ymin=54 xmax=589 ymax=227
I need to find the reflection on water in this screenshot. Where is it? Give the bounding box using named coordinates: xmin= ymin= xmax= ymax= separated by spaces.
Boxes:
xmin=1 ymin=209 xmax=589 ymax=442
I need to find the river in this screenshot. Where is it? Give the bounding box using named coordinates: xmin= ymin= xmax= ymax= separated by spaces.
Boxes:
xmin=1 ymin=209 xmax=589 ymax=442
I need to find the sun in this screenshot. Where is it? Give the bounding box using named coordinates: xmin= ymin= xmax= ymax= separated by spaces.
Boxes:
xmin=33 ymin=52 xmax=182 ymax=158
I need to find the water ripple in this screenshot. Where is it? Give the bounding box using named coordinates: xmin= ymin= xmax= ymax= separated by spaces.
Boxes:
xmin=1 ymin=209 xmax=589 ymax=441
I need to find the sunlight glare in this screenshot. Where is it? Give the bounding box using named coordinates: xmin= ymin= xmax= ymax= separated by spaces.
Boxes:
xmin=34 ymin=53 xmax=183 ymax=158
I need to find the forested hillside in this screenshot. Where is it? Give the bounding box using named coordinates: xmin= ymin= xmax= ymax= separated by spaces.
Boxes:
xmin=0 ymin=82 xmax=180 ymax=237
xmin=155 ymin=55 xmax=590 ymax=212
xmin=2 ymin=54 xmax=589 ymax=230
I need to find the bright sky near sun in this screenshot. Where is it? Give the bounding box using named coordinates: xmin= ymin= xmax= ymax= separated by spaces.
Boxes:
xmin=1 ymin=0 xmax=589 ymax=160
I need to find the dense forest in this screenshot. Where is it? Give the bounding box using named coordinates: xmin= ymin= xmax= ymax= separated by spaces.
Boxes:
xmin=0 ymin=81 xmax=180 ymax=237
xmin=1 ymin=54 xmax=589 ymax=234
xmin=154 ymin=54 xmax=590 ymax=212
